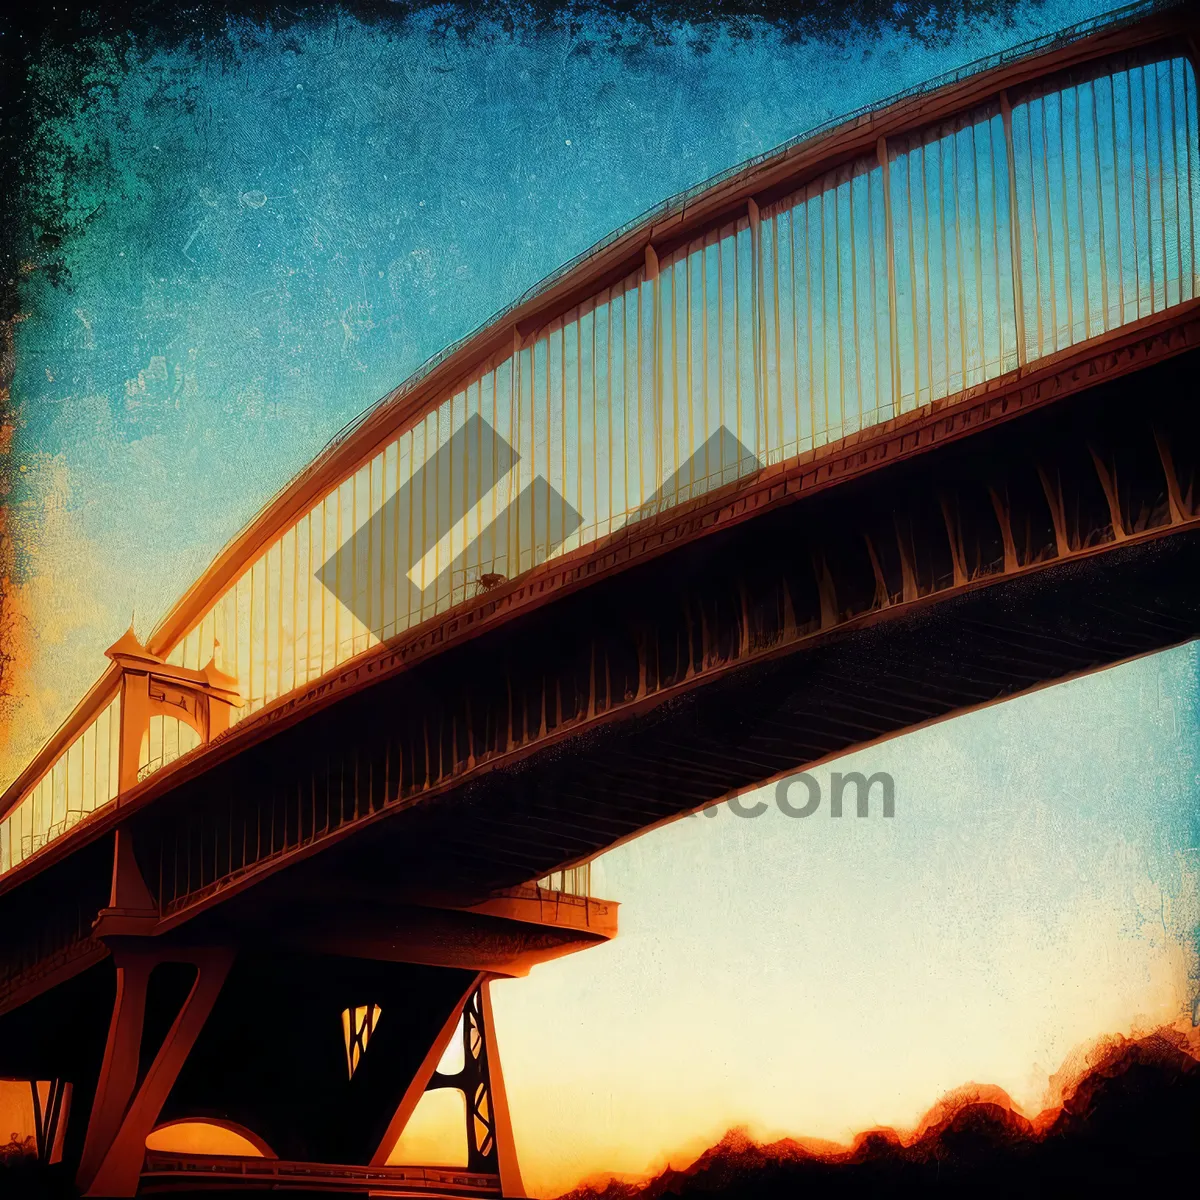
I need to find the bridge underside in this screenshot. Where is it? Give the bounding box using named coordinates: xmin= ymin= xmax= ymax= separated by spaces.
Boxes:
xmin=131 ymin=345 xmax=1200 ymax=924
xmin=0 ymin=948 xmax=535 ymax=1197
xmin=287 ymin=526 xmax=1200 ymax=902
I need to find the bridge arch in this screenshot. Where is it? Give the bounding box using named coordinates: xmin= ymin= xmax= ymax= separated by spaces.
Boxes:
xmin=1 ymin=2 xmax=1198 ymax=881
xmin=144 ymin=1117 xmax=276 ymax=1159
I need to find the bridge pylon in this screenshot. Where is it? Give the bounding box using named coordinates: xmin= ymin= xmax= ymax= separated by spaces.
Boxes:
xmin=104 ymin=627 xmax=244 ymax=793
xmin=76 ymin=943 xmax=233 ymax=1196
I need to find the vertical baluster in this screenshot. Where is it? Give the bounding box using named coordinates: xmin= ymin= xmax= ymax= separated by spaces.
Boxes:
xmin=1001 ymin=91 xmax=1028 ymax=366
xmin=878 ymin=137 xmax=902 ymax=412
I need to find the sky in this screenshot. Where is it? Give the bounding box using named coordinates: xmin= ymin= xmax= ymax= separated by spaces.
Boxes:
xmin=2 ymin=0 xmax=1150 ymax=783
xmin=494 ymin=644 xmax=1200 ymax=1193
xmin=2 ymin=0 xmax=1198 ymax=1192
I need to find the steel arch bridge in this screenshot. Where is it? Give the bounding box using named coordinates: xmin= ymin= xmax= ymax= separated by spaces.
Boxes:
xmin=3 ymin=2 xmax=1200 ymax=1194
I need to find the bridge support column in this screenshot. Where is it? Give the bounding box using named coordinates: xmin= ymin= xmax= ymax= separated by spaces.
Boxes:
xmin=372 ymin=974 xmax=525 ymax=1198
xmin=479 ymin=978 xmax=525 ymax=1199
xmin=76 ymin=944 xmax=233 ymax=1198
xmin=29 ymin=1078 xmax=72 ymax=1164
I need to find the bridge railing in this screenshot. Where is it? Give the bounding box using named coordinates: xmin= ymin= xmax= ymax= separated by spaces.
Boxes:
xmin=536 ymin=864 xmax=591 ymax=898
xmin=155 ymin=43 xmax=1200 ymax=713
xmin=0 ymin=695 xmax=120 ymax=875
xmin=755 ymin=47 xmax=1198 ymax=446
xmin=151 ymin=44 xmax=1197 ymax=709
xmin=1 ymin=11 xmax=1197 ymax=884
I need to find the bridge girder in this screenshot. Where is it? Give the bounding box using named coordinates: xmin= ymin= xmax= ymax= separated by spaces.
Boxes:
xmin=117 ymin=345 xmax=1200 ymax=925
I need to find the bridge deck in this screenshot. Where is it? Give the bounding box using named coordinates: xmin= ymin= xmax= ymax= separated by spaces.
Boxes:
xmin=0 ymin=0 xmax=1197 ymax=905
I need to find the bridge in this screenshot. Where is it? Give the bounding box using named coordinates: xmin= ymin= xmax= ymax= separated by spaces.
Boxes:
xmin=2 ymin=1 xmax=1199 ymax=1193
